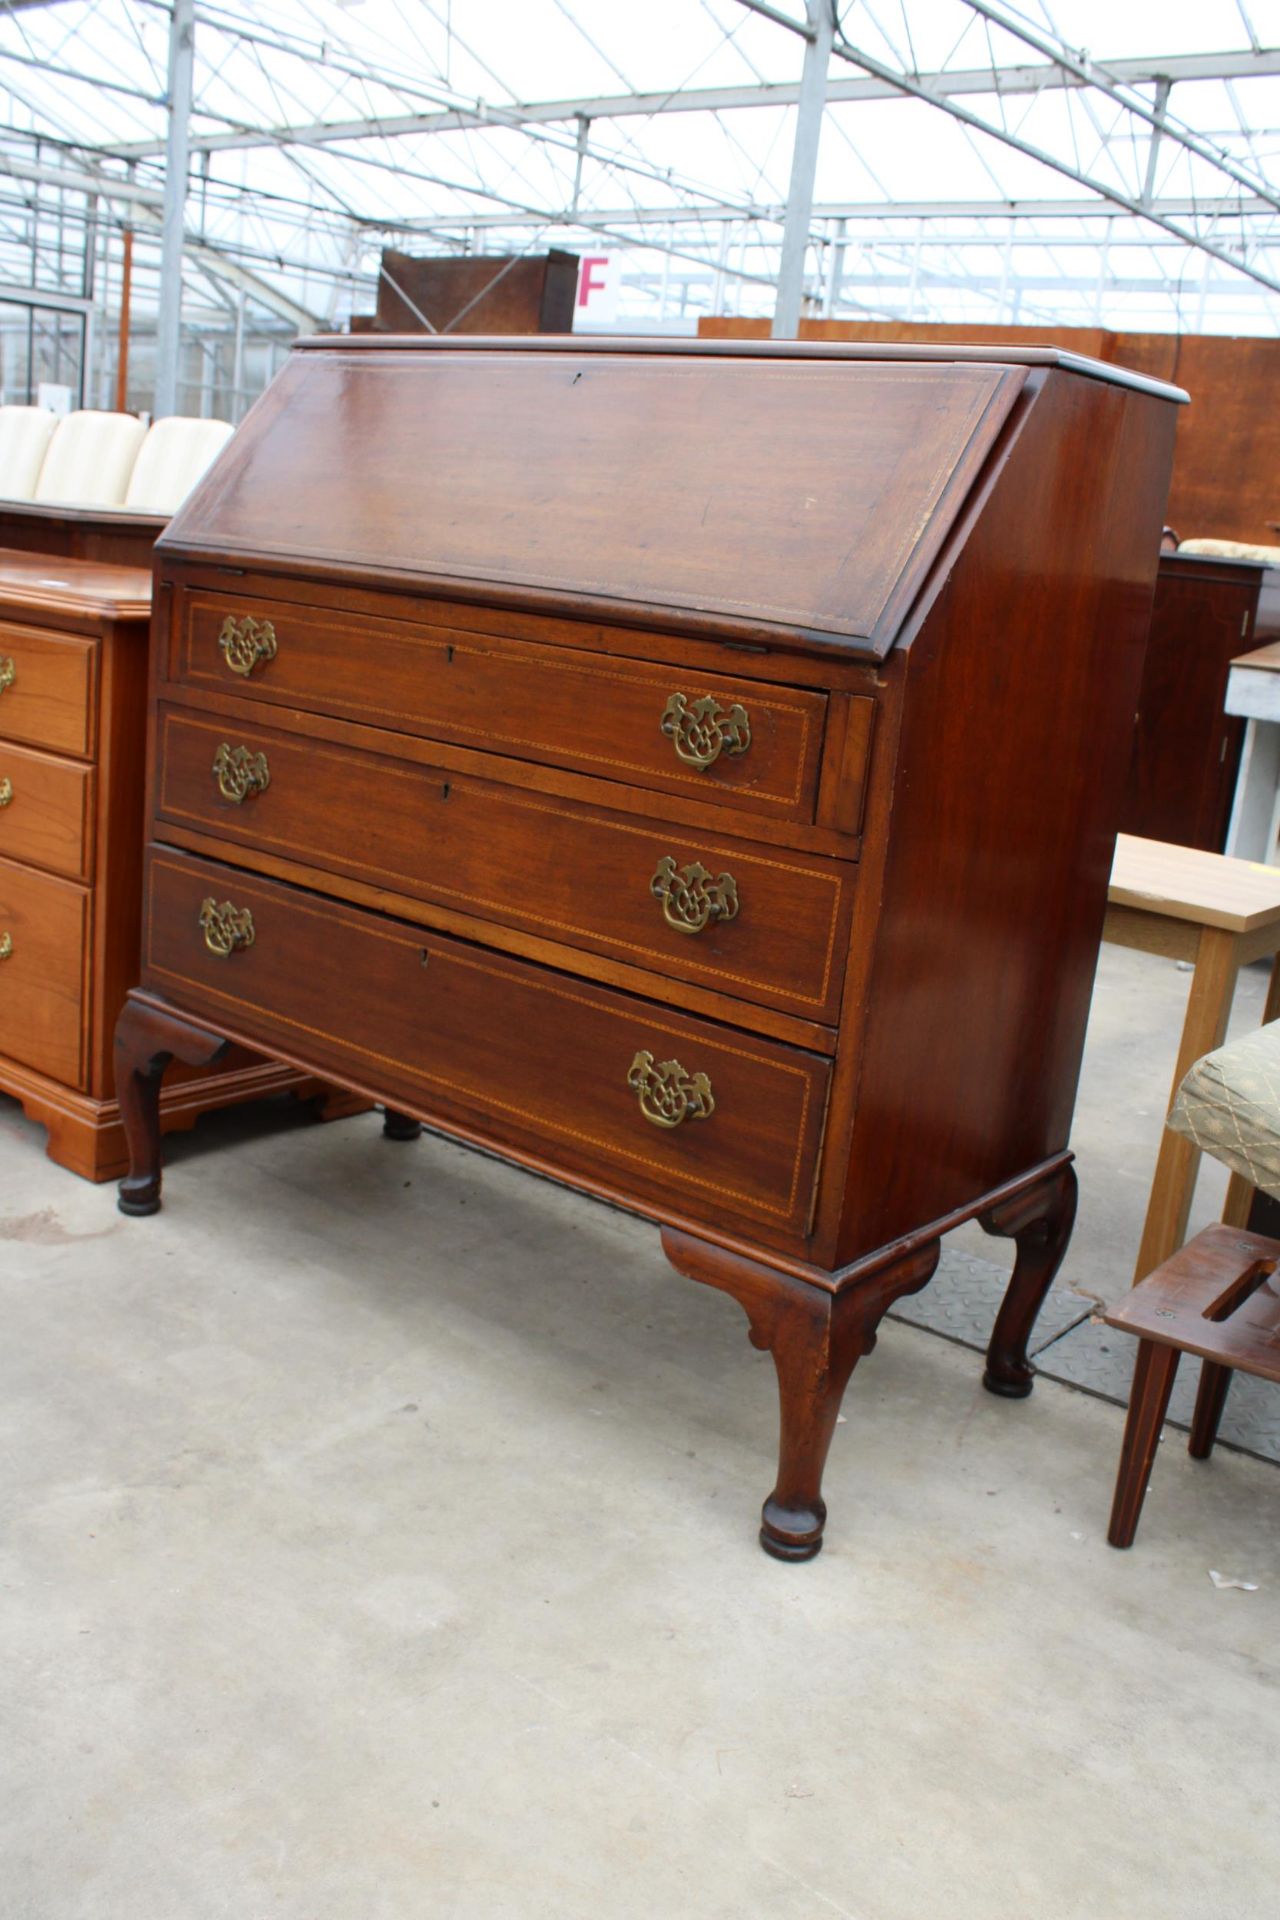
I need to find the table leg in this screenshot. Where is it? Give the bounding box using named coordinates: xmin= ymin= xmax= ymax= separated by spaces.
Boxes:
xmin=1224 ymin=718 xmax=1280 ymax=863
xmin=1133 ymin=925 xmax=1241 ymax=1284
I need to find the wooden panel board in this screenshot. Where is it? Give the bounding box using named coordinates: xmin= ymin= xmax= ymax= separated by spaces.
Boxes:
xmin=143 ymin=846 xmax=831 ymax=1246
xmin=164 ymin=345 xmax=1026 ymax=651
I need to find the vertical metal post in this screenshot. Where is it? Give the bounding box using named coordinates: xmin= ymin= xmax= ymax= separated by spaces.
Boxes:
xmin=231 ymin=289 xmax=247 ymax=423
xmin=822 ymin=216 xmax=846 ymax=315
xmin=116 ymin=225 xmax=133 ymax=413
xmin=771 ymin=0 xmax=834 ymax=340
xmin=154 ymin=0 xmax=195 ymax=418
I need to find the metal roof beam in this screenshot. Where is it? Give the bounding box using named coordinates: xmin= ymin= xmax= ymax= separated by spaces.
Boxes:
xmin=384 ymin=195 xmax=1278 ymax=229
xmin=96 ymin=48 xmax=1280 ymax=162
xmin=962 ymin=1 xmax=1280 ymax=216
xmin=826 ymin=31 xmax=1280 ymax=298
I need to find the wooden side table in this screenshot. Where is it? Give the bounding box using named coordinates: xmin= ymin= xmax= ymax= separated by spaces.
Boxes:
xmin=1224 ymin=637 xmax=1280 ymax=865
xmin=1105 ymin=832 xmax=1280 ymax=1281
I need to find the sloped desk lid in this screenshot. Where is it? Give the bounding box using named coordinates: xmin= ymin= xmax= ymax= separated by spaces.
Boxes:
xmin=167 ymin=340 xmax=1042 ymax=655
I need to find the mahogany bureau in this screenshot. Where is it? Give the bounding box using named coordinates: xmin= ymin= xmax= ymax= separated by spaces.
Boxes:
xmin=0 ymin=549 xmax=344 ymax=1179
xmin=115 ymin=337 xmax=1184 ymax=1559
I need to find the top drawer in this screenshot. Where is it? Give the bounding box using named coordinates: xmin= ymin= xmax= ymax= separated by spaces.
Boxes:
xmin=0 ymin=621 xmax=95 ymax=757
xmin=172 ymin=589 xmax=833 ymax=824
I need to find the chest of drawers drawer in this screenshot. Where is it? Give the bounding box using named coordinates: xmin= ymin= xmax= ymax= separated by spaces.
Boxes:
xmin=173 ymin=589 xmax=838 ymax=824
xmin=0 ymin=858 xmax=86 ymax=1086
xmin=154 ymin=704 xmax=854 ymax=1023
xmin=0 ymin=621 xmax=95 ymax=756
xmin=143 ymin=846 xmax=832 ymax=1246
xmin=0 ymin=739 xmax=92 ymax=882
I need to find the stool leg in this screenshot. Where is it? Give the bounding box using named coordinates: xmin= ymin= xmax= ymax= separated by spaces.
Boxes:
xmin=1108 ymin=1339 xmax=1181 ymax=1549
xmin=1188 ymin=1360 xmax=1233 ymax=1461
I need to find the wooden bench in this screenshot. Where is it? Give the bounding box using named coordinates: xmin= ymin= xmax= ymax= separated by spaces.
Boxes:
xmin=1105 ymin=832 xmax=1280 ymax=1281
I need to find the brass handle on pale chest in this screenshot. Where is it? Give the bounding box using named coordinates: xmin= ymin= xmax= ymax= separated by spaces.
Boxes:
xmin=0 ymin=930 xmax=12 ymax=961
xmin=0 ymin=656 xmax=14 ymax=694
xmin=217 ymin=614 xmax=277 ymax=678
xmin=212 ymin=742 xmax=270 ymax=803
xmin=649 ymin=856 xmax=739 ymax=935
xmin=0 ymin=776 xmax=12 ymax=808
xmin=660 ymin=692 xmax=751 ymax=770
xmin=627 ymin=1050 xmax=715 ymax=1128
xmin=199 ymin=896 xmax=255 ymax=957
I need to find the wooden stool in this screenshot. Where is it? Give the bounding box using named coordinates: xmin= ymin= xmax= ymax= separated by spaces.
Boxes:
xmin=1104 ymin=834 xmax=1280 ymax=1281
xmin=1102 ymin=1223 xmax=1280 ymax=1547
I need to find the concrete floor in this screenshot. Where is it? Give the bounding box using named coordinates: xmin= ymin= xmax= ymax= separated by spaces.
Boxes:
xmin=2 ymin=943 xmax=1278 ymax=1919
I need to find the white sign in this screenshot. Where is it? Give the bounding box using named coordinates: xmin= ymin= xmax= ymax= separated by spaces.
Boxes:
xmin=575 ymin=254 xmax=620 ymax=326
xmin=36 ymin=381 xmax=74 ymax=416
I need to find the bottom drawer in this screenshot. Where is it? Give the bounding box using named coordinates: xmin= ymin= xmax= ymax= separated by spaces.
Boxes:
xmin=143 ymin=848 xmax=831 ymax=1245
xmin=0 ymin=858 xmax=86 ymax=1087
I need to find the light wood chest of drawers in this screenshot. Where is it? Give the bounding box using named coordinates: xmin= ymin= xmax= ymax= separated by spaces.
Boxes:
xmin=0 ymin=550 xmax=343 ymax=1179
xmin=116 ymin=338 xmax=1184 ymax=1558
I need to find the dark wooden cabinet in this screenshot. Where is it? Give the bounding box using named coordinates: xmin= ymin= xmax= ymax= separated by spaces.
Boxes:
xmin=114 ymin=337 xmax=1183 ymax=1558
xmin=0 ymin=502 xmax=164 ymax=569
xmin=1122 ymin=552 xmax=1267 ymax=851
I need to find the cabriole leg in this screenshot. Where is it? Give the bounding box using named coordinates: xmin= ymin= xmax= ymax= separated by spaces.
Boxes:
xmin=661 ymin=1230 xmax=940 ymax=1561
xmin=979 ymin=1161 xmax=1079 ymax=1398
xmin=115 ymin=994 xmax=231 ymax=1217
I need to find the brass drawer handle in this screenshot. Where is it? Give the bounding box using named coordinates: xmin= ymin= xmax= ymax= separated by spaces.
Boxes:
xmin=660 ymin=692 xmax=751 ymax=771
xmin=199 ymin=896 xmax=255 ymax=957
xmin=0 ymin=656 xmax=14 ymax=694
xmin=217 ymin=614 xmax=277 ymax=678
xmin=650 ymin=855 xmax=739 ymax=936
xmin=0 ymin=930 xmax=11 ymax=961
xmin=212 ymin=742 xmax=271 ymax=803
xmin=0 ymin=776 xmax=12 ymax=808
xmin=627 ymin=1050 xmax=715 ymax=1129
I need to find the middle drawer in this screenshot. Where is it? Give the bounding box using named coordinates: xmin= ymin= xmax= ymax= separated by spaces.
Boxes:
xmin=154 ymin=704 xmax=853 ymax=1023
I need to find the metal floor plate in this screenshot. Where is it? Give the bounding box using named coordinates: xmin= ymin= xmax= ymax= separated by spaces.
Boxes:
xmin=889 ymin=1244 xmax=1092 ymax=1353
xmin=895 ymin=1246 xmax=1280 ymax=1467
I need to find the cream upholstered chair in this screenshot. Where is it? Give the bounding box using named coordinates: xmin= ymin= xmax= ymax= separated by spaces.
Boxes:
xmin=33 ymin=409 xmax=147 ymax=508
xmin=124 ymin=416 xmax=233 ymax=514
xmin=0 ymin=405 xmax=59 ymax=500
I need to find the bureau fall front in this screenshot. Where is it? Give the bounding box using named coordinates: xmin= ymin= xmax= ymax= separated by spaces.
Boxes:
xmin=113 ymin=337 xmax=1184 ymax=1558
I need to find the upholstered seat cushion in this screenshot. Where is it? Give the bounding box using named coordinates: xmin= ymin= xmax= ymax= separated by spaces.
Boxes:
xmin=33 ymin=409 xmax=147 ymax=508
xmin=1177 ymin=537 xmax=1280 ymax=567
xmin=0 ymin=405 xmax=59 ymax=500
xmin=124 ymin=417 xmax=233 ymax=513
xmin=1169 ymin=1020 xmax=1280 ymax=1199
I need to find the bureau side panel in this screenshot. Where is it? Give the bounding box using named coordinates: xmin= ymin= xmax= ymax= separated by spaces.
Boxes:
xmin=832 ymin=370 xmax=1177 ymax=1264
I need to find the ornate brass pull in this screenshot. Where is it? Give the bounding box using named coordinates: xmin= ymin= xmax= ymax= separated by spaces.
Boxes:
xmin=217 ymin=614 xmax=277 ymax=678
xmin=212 ymin=742 xmax=271 ymax=804
xmin=198 ymin=896 xmax=255 ymax=958
xmin=649 ymin=855 xmax=739 ymax=936
xmin=0 ymin=930 xmax=11 ymax=961
xmin=0 ymin=656 xmax=14 ymax=694
xmin=627 ymin=1050 xmax=715 ymax=1129
xmin=660 ymin=692 xmax=751 ymax=771
xmin=0 ymin=777 xmax=12 ymax=808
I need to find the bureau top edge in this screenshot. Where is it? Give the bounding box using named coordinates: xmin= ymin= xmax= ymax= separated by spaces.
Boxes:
xmin=161 ymin=348 xmax=1053 ymax=662
xmin=294 ymin=332 xmax=1190 ymax=406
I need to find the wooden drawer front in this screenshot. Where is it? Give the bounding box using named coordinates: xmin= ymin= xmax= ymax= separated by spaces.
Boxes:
xmin=0 ymin=741 xmax=92 ymax=882
xmin=175 ymin=590 xmax=829 ymax=822
xmin=144 ymin=849 xmax=831 ymax=1243
xmin=155 ymin=707 xmax=853 ymax=1022
xmin=0 ymin=858 xmax=86 ymax=1087
xmin=0 ymin=622 xmax=94 ymax=757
